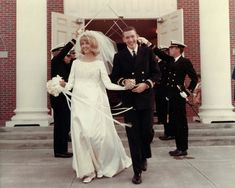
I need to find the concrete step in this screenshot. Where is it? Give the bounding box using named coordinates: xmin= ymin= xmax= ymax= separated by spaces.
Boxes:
xmin=0 ymin=132 xmax=53 ymax=140
xmin=1 ymin=136 xmax=235 ymax=150
xmin=0 ymin=126 xmax=54 ymax=132
xmin=1 ymin=122 xmax=235 ymax=150
xmin=1 ymin=122 xmax=235 ymax=133
xmin=115 ymin=123 xmax=235 ymax=132
xmin=1 ymin=122 xmax=235 ymax=132
xmin=1 ymin=128 xmax=235 ymax=140
xmin=0 ymin=139 xmax=54 ymax=150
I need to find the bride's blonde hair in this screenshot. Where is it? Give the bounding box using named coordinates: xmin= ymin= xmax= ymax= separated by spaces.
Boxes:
xmin=79 ymin=34 xmax=100 ymax=56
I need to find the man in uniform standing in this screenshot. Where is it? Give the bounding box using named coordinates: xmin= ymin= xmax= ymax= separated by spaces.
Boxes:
xmin=154 ymin=40 xmax=198 ymax=156
xmin=154 ymin=46 xmax=175 ymax=140
xmin=50 ymin=38 xmax=76 ymax=158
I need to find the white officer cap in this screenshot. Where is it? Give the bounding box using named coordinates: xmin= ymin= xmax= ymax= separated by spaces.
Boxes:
xmin=169 ymin=40 xmax=187 ymax=48
xmin=50 ymin=42 xmax=65 ymax=52
xmin=159 ymin=45 xmax=169 ymax=50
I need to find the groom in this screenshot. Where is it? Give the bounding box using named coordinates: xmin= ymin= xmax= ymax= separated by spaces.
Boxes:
xmin=111 ymin=26 xmax=161 ymax=184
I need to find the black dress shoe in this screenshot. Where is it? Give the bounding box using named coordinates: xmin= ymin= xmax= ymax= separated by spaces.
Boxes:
xmin=132 ymin=173 xmax=142 ymax=184
xmin=169 ymin=150 xmax=187 ymax=156
xmin=141 ymin=160 xmax=147 ymax=171
xmin=159 ymin=135 xmax=175 ymax=140
xmin=169 ymin=149 xmax=179 ymax=156
xmin=55 ymin=152 xmax=73 ymax=158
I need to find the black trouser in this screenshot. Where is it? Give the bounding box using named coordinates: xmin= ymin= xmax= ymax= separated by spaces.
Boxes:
xmin=124 ymin=109 xmax=154 ymax=174
xmin=155 ymin=87 xmax=167 ymax=123
xmin=169 ymin=94 xmax=188 ymax=151
xmin=52 ymin=98 xmax=71 ymax=155
xmin=155 ymin=87 xmax=175 ymax=137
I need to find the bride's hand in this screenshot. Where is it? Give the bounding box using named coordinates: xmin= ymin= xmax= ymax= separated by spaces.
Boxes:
xmin=60 ymin=80 xmax=66 ymax=88
xmin=124 ymin=79 xmax=136 ymax=90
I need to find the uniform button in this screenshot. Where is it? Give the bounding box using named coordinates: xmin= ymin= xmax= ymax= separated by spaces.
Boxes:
xmin=132 ymin=72 xmax=134 ymax=75
xmin=174 ymin=74 xmax=176 ymax=76
xmin=142 ymin=71 xmax=144 ymax=74
xmin=171 ymin=85 xmax=174 ymax=87
xmin=142 ymin=79 xmax=145 ymax=82
xmin=172 ymin=79 xmax=174 ymax=81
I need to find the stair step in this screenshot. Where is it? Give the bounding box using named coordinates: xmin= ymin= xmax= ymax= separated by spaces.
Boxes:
xmin=1 ymin=136 xmax=235 ymax=150
xmin=0 ymin=126 xmax=54 ymax=133
xmin=1 ymin=123 xmax=235 ymax=133
xmin=1 ymin=122 xmax=235 ymax=132
xmin=1 ymin=128 xmax=235 ymax=140
xmin=1 ymin=122 xmax=235 ymax=150
xmin=115 ymin=123 xmax=235 ymax=131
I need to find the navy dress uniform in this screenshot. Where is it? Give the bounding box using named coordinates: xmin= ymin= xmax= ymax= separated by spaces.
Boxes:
xmin=50 ymin=39 xmax=76 ymax=157
xmin=111 ymin=45 xmax=161 ymax=176
xmin=153 ymin=40 xmax=198 ymax=156
xmin=155 ymin=57 xmax=176 ymax=139
xmin=154 ymin=47 xmax=176 ymax=140
xmin=154 ymin=47 xmax=169 ymax=120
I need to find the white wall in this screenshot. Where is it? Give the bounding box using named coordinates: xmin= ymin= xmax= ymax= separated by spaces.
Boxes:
xmin=64 ymin=0 xmax=177 ymax=19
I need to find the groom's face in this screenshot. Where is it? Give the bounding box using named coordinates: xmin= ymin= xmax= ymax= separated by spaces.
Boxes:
xmin=122 ymin=30 xmax=138 ymax=50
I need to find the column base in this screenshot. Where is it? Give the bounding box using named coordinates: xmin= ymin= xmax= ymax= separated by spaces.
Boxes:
xmin=6 ymin=120 xmax=50 ymax=127
xmin=199 ymin=106 xmax=235 ymax=124
xmin=5 ymin=108 xmax=51 ymax=127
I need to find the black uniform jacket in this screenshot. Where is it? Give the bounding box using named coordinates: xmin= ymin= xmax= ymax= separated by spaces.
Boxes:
xmin=153 ymin=47 xmax=198 ymax=96
xmin=50 ymin=39 xmax=76 ymax=108
xmin=111 ymin=46 xmax=161 ymax=110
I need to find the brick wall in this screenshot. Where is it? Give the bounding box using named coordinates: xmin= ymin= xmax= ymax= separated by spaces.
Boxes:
xmin=47 ymin=0 xmax=64 ymax=111
xmin=0 ymin=0 xmax=64 ymax=126
xmin=177 ymin=0 xmax=201 ymax=121
xmin=177 ymin=0 xmax=201 ymax=71
xmin=0 ymin=0 xmax=16 ymax=126
xmin=177 ymin=0 xmax=235 ymax=121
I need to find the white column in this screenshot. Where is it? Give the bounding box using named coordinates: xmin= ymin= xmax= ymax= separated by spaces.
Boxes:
xmin=6 ymin=0 xmax=50 ymax=127
xmin=199 ymin=0 xmax=235 ymax=123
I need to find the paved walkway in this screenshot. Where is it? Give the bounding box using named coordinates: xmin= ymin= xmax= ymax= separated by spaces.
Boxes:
xmin=0 ymin=146 xmax=235 ymax=188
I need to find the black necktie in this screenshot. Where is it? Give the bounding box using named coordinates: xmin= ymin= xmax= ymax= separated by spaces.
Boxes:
xmin=132 ymin=50 xmax=136 ymax=58
xmin=132 ymin=50 xmax=137 ymax=63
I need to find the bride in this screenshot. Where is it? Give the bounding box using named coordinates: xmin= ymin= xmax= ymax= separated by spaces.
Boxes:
xmin=60 ymin=31 xmax=132 ymax=183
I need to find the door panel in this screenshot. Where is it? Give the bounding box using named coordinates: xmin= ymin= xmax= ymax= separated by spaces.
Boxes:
xmin=51 ymin=12 xmax=84 ymax=48
xmin=157 ymin=9 xmax=184 ymax=47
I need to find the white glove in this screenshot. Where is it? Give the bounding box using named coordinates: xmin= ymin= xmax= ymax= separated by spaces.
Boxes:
xmin=180 ymin=91 xmax=188 ymax=99
xmin=138 ymin=37 xmax=152 ymax=46
xmin=75 ymin=28 xmax=84 ymax=38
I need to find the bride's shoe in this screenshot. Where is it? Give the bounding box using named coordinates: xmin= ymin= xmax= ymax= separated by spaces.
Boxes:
xmin=82 ymin=173 xmax=96 ymax=183
xmin=97 ymin=173 xmax=103 ymax=179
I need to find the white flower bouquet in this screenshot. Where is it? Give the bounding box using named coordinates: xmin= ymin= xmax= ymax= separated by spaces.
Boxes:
xmin=46 ymin=75 xmax=65 ymax=97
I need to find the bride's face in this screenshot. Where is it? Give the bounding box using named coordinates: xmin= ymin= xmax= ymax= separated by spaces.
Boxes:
xmin=80 ymin=40 xmax=92 ymax=55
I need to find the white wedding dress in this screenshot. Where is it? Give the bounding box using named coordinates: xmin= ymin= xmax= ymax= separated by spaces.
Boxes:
xmin=65 ymin=59 xmax=132 ymax=179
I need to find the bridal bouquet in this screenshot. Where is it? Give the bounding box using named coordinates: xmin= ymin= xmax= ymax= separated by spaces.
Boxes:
xmin=46 ymin=75 xmax=65 ymax=97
